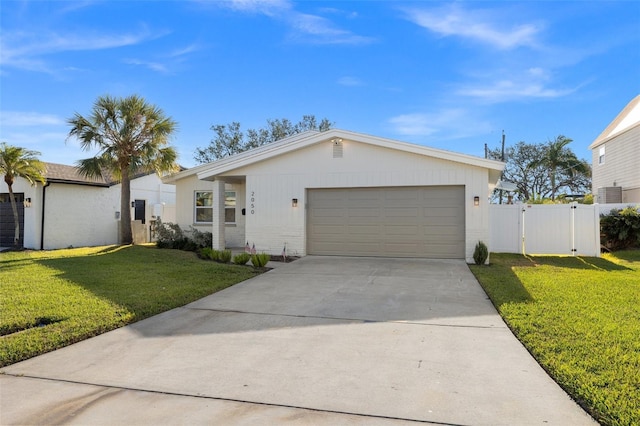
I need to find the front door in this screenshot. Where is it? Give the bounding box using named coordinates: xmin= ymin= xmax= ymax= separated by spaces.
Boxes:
xmin=0 ymin=193 xmax=25 ymax=247
xmin=134 ymin=199 xmax=146 ymax=224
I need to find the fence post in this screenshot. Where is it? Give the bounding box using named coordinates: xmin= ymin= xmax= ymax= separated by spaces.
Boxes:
xmin=571 ymin=202 xmax=577 ymax=256
xmin=521 ymin=206 xmax=526 ymax=255
xmin=594 ymin=205 xmax=601 ymax=257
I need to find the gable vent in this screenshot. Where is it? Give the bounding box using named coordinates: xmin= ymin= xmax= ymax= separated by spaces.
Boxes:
xmin=332 ymin=138 xmax=343 ymax=158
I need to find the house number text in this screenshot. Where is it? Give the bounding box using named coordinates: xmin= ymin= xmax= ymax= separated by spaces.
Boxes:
xmin=250 ymin=191 xmax=255 ymax=214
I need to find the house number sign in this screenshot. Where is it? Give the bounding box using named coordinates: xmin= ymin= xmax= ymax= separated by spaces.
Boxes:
xmin=250 ymin=191 xmax=255 ymax=214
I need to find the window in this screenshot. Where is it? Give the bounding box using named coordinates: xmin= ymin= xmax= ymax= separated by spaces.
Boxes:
xmin=225 ymin=191 xmax=236 ymax=224
xmin=195 ymin=191 xmax=213 ymax=223
xmin=598 ymin=146 xmax=605 ymax=165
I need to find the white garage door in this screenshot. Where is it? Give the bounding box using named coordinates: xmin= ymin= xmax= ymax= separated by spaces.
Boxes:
xmin=307 ymin=186 xmax=465 ymax=258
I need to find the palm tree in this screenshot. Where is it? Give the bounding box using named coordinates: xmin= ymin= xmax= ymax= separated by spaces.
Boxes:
xmin=67 ymin=95 xmax=178 ymax=245
xmin=0 ymin=142 xmax=46 ymax=247
xmin=535 ymin=135 xmax=590 ymax=201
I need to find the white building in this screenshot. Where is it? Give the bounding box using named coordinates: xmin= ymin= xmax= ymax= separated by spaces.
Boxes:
xmin=165 ymin=129 xmax=504 ymax=263
xmin=589 ymin=94 xmax=640 ymax=203
xmin=0 ymin=162 xmax=176 ymax=249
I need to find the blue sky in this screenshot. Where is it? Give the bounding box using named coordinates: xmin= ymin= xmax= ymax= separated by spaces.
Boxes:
xmin=1 ymin=1 xmax=639 ymax=168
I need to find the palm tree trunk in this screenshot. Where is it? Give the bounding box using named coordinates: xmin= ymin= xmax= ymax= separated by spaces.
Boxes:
xmin=120 ymin=171 xmax=133 ymax=245
xmin=7 ymin=185 xmax=20 ymax=247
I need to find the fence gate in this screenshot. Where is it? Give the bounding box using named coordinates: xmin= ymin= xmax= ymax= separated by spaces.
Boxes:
xmin=490 ymin=203 xmax=600 ymax=257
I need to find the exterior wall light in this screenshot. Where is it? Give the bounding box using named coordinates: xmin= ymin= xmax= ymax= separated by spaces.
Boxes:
xmin=474 ymin=196 xmax=480 ymax=206
xmin=292 ymin=198 xmax=298 ymax=207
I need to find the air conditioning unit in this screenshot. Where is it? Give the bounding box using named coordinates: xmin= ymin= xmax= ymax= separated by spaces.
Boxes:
xmin=598 ymin=186 xmax=622 ymax=203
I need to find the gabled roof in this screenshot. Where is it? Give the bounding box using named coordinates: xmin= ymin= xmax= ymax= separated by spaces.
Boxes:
xmin=164 ymin=129 xmax=504 ymax=183
xmin=44 ymin=162 xmax=160 ymax=187
xmin=589 ymin=94 xmax=640 ymax=149
xmin=45 ymin=162 xmax=110 ymax=187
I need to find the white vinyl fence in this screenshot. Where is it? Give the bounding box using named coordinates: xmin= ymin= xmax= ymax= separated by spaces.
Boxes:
xmin=490 ymin=203 xmax=601 ymax=257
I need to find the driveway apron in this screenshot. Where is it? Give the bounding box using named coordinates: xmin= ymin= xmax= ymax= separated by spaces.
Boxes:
xmin=1 ymin=256 xmax=595 ymax=425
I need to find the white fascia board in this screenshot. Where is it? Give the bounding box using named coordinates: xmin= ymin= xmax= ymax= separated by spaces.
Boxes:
xmin=195 ymin=128 xmax=505 ymax=181
xmin=339 ymin=129 xmax=505 ymax=171
xmin=588 ymin=121 xmax=640 ymax=150
xmin=161 ymin=162 xmax=215 ymax=184
xmin=196 ymin=130 xmax=324 ymax=181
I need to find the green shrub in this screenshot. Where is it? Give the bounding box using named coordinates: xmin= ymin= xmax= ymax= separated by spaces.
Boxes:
xmin=251 ymin=253 xmax=271 ymax=268
xmin=156 ymin=220 xmax=187 ymax=249
xmin=199 ymin=247 xmax=214 ymax=260
xmin=188 ymin=226 xmax=213 ymax=249
xmin=219 ymin=249 xmax=232 ymax=263
xmin=209 ymin=249 xmax=220 ymax=261
xmin=600 ymin=207 xmax=640 ymax=250
xmin=233 ymin=252 xmax=251 ymax=265
xmin=473 ymin=241 xmax=489 ymax=265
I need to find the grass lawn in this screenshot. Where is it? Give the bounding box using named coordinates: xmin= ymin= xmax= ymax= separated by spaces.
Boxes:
xmin=0 ymin=245 xmax=259 ymax=367
xmin=469 ymin=250 xmax=640 ymax=426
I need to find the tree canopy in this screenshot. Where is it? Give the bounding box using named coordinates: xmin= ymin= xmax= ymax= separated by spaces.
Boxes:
xmin=0 ymin=142 xmax=46 ymax=246
xmin=67 ymin=95 xmax=178 ymax=245
xmin=194 ymin=115 xmax=333 ymax=164
xmin=489 ymin=135 xmax=591 ymax=203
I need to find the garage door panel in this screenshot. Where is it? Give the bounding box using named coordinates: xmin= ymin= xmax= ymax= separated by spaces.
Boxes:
xmin=307 ymin=186 xmax=464 ymax=258
xmin=383 ymin=225 xmax=419 ymax=235
xmin=349 ymin=208 xmax=382 ymax=217
xmin=421 ymin=206 xmax=460 ymax=217
xmin=384 ymin=207 xmax=420 ymax=217
xmin=423 ymin=225 xmax=463 ymax=237
xmin=311 ymin=225 xmax=345 ymax=234
xmin=349 ymin=225 xmax=381 ymax=235
xmin=310 ymin=216 xmax=346 ymax=226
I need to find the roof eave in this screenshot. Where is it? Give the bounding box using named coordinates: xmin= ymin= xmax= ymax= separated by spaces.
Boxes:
xmin=588 ymin=121 xmax=640 ymax=149
xmin=195 ymin=129 xmax=505 ymax=181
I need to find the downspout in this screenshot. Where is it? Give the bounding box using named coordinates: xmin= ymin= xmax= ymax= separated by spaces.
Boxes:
xmin=40 ymin=181 xmax=50 ymax=250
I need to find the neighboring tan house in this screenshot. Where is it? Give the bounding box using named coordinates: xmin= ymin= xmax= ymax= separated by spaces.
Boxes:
xmin=0 ymin=162 xmax=176 ymax=249
xmin=164 ymin=129 xmax=505 ymax=263
xmin=589 ymin=94 xmax=640 ymax=203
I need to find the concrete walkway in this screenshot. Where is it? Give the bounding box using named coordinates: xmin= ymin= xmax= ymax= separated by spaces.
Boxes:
xmin=1 ymin=256 xmax=595 ymax=425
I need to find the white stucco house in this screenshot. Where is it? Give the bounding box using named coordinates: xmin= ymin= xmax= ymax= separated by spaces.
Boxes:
xmin=0 ymin=162 xmax=176 ymax=249
xmin=164 ymin=129 xmax=504 ymax=263
xmin=589 ymin=94 xmax=640 ymax=203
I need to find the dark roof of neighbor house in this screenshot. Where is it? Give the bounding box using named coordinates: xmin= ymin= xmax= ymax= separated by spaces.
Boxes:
xmin=45 ymin=162 xmax=110 ymax=186
xmin=44 ymin=162 xmax=159 ymax=187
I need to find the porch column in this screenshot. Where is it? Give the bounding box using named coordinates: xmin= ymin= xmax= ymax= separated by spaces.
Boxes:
xmin=211 ymin=179 xmax=225 ymax=250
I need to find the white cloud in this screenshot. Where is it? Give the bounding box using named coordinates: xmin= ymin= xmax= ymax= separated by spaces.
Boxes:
xmin=337 ymin=76 xmax=364 ymax=87
xmin=459 ymin=81 xmax=575 ymax=101
xmin=224 ymin=0 xmax=291 ymax=16
xmin=403 ymin=4 xmax=540 ymax=50
xmin=388 ymin=109 xmax=492 ymax=139
xmin=1 ymin=27 xmax=165 ymax=73
xmin=123 ymin=59 xmax=170 ymax=74
xmin=456 ymin=67 xmax=577 ymax=102
xmin=289 ymin=13 xmax=373 ymax=45
xmin=215 ymin=0 xmax=373 ymax=45
xmin=0 ymin=111 xmax=65 ymax=127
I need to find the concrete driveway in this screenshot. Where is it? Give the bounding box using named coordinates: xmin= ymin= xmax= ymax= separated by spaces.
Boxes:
xmin=1 ymin=256 xmax=594 ymax=425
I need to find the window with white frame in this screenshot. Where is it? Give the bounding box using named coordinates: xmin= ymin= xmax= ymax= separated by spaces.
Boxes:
xmin=195 ymin=191 xmax=213 ymax=223
xmin=225 ymin=191 xmax=236 ymax=224
xmin=598 ymin=145 xmax=605 ymax=165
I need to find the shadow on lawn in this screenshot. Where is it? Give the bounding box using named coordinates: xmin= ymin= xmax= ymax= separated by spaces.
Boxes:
xmin=609 ymin=249 xmax=640 ymax=263
xmin=470 ymin=255 xmax=534 ymax=307
xmin=524 ymin=255 xmax=631 ymax=271
xmin=34 ymin=245 xmax=257 ymax=325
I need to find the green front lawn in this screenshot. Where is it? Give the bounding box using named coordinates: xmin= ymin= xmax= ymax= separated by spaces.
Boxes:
xmin=470 ymin=251 xmax=640 ymax=426
xmin=0 ymin=245 xmax=258 ymax=367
